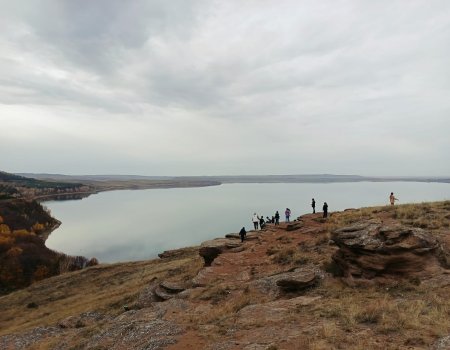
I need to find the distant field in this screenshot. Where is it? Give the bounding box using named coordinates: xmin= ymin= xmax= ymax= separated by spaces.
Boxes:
xmin=18 ymin=173 xmax=450 ymax=185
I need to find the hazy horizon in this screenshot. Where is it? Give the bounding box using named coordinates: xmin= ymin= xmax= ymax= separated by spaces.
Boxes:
xmin=1 ymin=1 xmax=449 ymax=176
xmin=14 ymin=172 xmax=450 ymax=178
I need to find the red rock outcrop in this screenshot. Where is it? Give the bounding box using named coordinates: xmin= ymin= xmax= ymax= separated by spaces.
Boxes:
xmin=331 ymin=220 xmax=449 ymax=280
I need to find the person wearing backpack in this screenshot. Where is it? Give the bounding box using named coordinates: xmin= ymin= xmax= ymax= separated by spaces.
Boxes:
xmin=274 ymin=211 xmax=280 ymax=225
xmin=239 ymin=227 xmax=247 ymax=242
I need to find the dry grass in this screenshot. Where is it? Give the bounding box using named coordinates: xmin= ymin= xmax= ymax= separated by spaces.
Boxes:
xmin=187 ymin=287 xmax=267 ymax=334
xmin=0 ymin=251 xmax=203 ymax=336
xmin=307 ymin=275 xmax=450 ymax=347
xmin=390 ymin=201 xmax=450 ymax=231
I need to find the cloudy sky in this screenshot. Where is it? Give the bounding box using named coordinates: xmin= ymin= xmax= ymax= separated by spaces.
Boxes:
xmin=1 ymin=0 xmax=449 ymax=176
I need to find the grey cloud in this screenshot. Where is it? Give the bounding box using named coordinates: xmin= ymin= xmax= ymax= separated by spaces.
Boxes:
xmin=0 ymin=0 xmax=449 ymax=175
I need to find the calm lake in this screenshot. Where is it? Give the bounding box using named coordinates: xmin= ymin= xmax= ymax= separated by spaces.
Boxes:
xmin=44 ymin=182 xmax=450 ymax=263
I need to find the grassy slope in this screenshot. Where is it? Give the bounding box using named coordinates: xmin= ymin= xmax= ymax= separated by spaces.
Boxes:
xmin=0 ymin=247 xmax=202 ymax=336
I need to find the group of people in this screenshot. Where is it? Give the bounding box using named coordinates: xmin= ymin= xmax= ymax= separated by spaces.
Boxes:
xmin=311 ymin=198 xmax=328 ymax=218
xmin=252 ymin=208 xmax=290 ymax=231
xmin=239 ymin=192 xmax=400 ymax=242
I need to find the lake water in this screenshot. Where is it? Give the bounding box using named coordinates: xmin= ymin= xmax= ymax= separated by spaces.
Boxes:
xmin=44 ymin=182 xmax=450 ymax=263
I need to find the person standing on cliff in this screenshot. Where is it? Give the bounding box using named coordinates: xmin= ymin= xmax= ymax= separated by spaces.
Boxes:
xmin=285 ymin=208 xmax=291 ymax=222
xmin=323 ymin=202 xmax=328 ymax=218
xmin=389 ymin=192 xmax=399 ymax=205
xmin=252 ymin=213 xmax=259 ymax=230
xmin=311 ymin=198 xmax=316 ymax=213
xmin=239 ymin=227 xmax=247 ymax=242
xmin=259 ymin=216 xmax=266 ymax=229
xmin=274 ymin=211 xmax=280 ymax=225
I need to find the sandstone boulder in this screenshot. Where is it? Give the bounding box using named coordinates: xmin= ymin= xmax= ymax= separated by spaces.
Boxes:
xmin=153 ymin=286 xmax=174 ymax=301
xmin=158 ymin=247 xmax=198 ymax=259
xmin=276 ymin=268 xmax=318 ymax=292
xmin=253 ymin=266 xmax=322 ymax=295
xmin=199 ymin=238 xmax=241 ymax=266
xmin=160 ymin=281 xmax=185 ymax=294
xmin=331 ymin=220 xmax=449 ymax=280
xmin=285 ymin=221 xmax=303 ymax=231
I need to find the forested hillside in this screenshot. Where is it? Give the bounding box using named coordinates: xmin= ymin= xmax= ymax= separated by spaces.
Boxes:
xmin=0 ymin=171 xmax=96 ymax=294
xmin=0 ymin=170 xmax=90 ymax=199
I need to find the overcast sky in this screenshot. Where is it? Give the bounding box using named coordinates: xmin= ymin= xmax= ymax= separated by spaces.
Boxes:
xmin=1 ymin=0 xmax=449 ymax=176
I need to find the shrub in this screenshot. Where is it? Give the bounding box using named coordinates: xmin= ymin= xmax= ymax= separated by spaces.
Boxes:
xmin=6 ymin=246 xmax=23 ymax=258
xmin=0 ymin=224 xmax=11 ymax=234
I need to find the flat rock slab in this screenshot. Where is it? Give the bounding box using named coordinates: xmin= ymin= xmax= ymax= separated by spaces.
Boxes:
xmin=199 ymin=238 xmax=241 ymax=266
xmin=286 ymin=221 xmax=303 ymax=231
xmin=276 ymin=269 xmax=318 ymax=291
xmin=160 ymin=281 xmax=185 ymax=294
xmin=85 ymin=318 xmax=182 ymax=350
xmin=158 ymin=247 xmax=198 ymax=259
xmin=432 ymin=335 xmax=450 ymax=350
xmin=253 ymin=267 xmax=322 ymax=295
xmin=154 ymin=286 xmax=175 ymax=301
xmin=237 ymin=296 xmax=321 ymax=326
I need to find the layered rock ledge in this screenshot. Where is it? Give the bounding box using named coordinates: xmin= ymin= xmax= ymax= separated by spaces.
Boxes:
xmin=331 ymin=220 xmax=450 ymax=280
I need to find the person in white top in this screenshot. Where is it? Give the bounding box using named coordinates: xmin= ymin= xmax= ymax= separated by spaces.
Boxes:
xmin=252 ymin=213 xmax=259 ymax=230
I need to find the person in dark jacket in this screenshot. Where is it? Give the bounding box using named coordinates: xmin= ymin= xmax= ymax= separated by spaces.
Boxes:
xmin=311 ymin=198 xmax=316 ymax=213
xmin=323 ymin=202 xmax=328 ymax=218
xmin=259 ymin=216 xmax=266 ymax=229
xmin=274 ymin=211 xmax=280 ymax=225
xmin=239 ymin=227 xmax=247 ymax=242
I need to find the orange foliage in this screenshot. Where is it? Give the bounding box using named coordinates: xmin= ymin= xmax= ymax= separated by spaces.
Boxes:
xmin=0 ymin=267 xmax=22 ymax=284
xmin=6 ymin=246 xmax=23 ymax=258
xmin=33 ymin=265 xmax=50 ymax=281
xmin=0 ymin=224 xmax=11 ymax=234
xmin=0 ymin=234 xmax=13 ymax=247
xmin=12 ymin=229 xmax=34 ymax=237
xmin=32 ymin=223 xmax=45 ymax=233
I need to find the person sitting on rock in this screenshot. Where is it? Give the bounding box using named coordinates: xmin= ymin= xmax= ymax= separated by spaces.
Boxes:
xmin=239 ymin=227 xmax=247 ymax=242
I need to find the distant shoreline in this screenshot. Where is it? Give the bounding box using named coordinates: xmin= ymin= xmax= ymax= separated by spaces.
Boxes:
xmin=32 ymin=175 xmax=449 ymax=203
xmin=19 ymin=173 xmax=450 ymax=184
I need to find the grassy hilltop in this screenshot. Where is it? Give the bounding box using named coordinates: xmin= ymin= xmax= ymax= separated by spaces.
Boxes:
xmin=0 ymin=201 xmax=449 ymax=349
